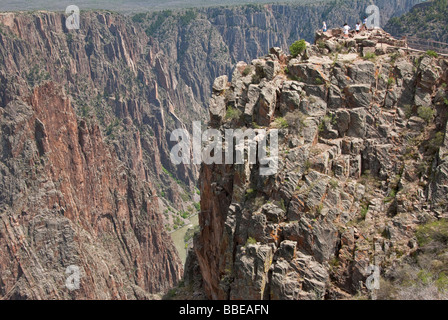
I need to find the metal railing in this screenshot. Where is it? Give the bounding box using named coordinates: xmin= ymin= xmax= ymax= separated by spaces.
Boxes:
xmin=405 ymin=36 xmax=448 ymax=54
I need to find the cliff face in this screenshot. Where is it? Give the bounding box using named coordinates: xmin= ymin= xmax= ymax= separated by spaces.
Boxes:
xmin=192 ymin=29 xmax=448 ymax=300
xmin=0 ymin=1 xmax=427 ymax=300
xmin=0 ymin=82 xmax=182 ymax=299
xmin=0 ymin=12 xmax=184 ymax=299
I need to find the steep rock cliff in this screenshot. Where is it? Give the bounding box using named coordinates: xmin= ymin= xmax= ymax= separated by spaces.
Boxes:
xmin=191 ymin=29 xmax=448 ymax=300
xmin=0 ymin=82 xmax=182 ymax=299
xmin=0 ymin=10 xmax=202 ymax=232
xmin=0 ymin=12 xmax=184 ymax=299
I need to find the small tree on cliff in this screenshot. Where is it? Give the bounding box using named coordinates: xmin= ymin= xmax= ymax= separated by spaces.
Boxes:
xmin=289 ymin=39 xmax=307 ymax=58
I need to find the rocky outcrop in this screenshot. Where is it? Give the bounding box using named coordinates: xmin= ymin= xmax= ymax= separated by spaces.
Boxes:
xmin=191 ymin=28 xmax=448 ymax=300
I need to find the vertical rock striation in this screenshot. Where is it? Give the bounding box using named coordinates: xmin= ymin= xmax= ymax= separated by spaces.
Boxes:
xmin=0 ymin=12 xmax=184 ymax=299
xmin=0 ymin=83 xmax=182 ymax=299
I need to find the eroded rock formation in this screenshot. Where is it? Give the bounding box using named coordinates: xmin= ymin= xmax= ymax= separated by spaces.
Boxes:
xmin=190 ymin=28 xmax=448 ymax=300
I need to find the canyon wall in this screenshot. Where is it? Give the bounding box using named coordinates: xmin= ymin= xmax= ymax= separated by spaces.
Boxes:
xmin=0 ymin=11 xmax=184 ymax=299
xmin=0 ymin=0 xmax=424 ymax=299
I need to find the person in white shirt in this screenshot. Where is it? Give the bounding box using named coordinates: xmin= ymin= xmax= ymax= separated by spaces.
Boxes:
xmin=343 ymin=23 xmax=351 ymax=37
xmin=356 ymin=22 xmax=361 ymax=33
xmin=363 ymin=17 xmax=368 ymax=30
xmin=322 ymin=21 xmax=327 ymax=32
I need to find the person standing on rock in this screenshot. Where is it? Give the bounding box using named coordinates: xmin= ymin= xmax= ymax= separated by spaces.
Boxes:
xmin=356 ymin=22 xmax=361 ymax=33
xmin=363 ymin=17 xmax=368 ymax=30
xmin=322 ymin=21 xmax=327 ymax=32
xmin=343 ymin=23 xmax=351 ymax=37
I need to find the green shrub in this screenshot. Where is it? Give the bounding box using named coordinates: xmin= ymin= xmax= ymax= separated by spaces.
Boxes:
xmin=242 ymin=66 xmax=252 ymax=76
xmin=289 ymin=39 xmax=307 ymax=58
xmin=246 ymin=237 xmax=257 ymax=246
xmin=225 ymin=106 xmax=242 ymax=120
xmin=274 ymin=117 xmax=289 ymax=129
xmin=245 ymin=188 xmax=256 ymax=199
xmin=403 ymin=105 xmax=414 ymax=119
xmin=360 ymin=204 xmax=369 ymax=220
xmin=329 ymin=179 xmax=338 ymax=189
xmin=288 ymin=75 xmax=303 ymax=82
xmin=416 ymin=219 xmax=448 ymax=246
xmin=318 ymin=114 xmax=334 ymax=132
xmin=428 ymin=131 xmax=445 ymax=154
xmin=162 ymin=166 xmax=173 ymax=177
xmin=180 ymin=211 xmax=189 ymax=219
xmin=315 ymin=77 xmax=324 ymax=85
xmin=280 ymin=199 xmax=287 ymax=211
xmin=363 ymin=52 xmax=377 ymax=61
xmin=179 ymin=9 xmax=197 ymax=26
xmin=388 ymin=77 xmax=395 ymax=86
xmin=426 ymin=50 xmax=439 ymax=58
xmin=389 ymin=52 xmax=401 ymax=64
xmin=166 ymin=288 xmax=177 ymax=299
xmin=384 ymin=189 xmax=397 ymax=203
xmin=418 ymin=270 xmax=433 ymax=285
xmin=132 ymin=13 xmax=147 ymax=23
xmin=145 ymin=11 xmax=172 ymax=36
xmin=436 ymin=272 xmax=448 ymax=291
xmin=304 ymin=160 xmax=312 ymax=172
xmin=252 ymin=122 xmax=261 ymax=129
xmin=417 ymin=106 xmax=434 ymax=123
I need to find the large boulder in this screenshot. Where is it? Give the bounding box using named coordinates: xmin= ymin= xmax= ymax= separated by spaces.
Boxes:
xmin=264 ymin=60 xmax=281 ymax=81
xmin=288 ymin=61 xmax=328 ymax=85
xmin=344 ymin=84 xmax=372 ymax=109
xmin=270 ymin=251 xmax=328 ymax=300
xmin=243 ymin=84 xmax=261 ymax=123
xmin=347 ymin=108 xmax=367 ymax=138
xmin=255 ymin=83 xmax=277 ymax=126
xmin=213 ymin=75 xmax=228 ymax=92
xmin=230 ymin=244 xmax=275 ymax=300
xmin=209 ymin=94 xmax=226 ymax=126
xmin=279 ymin=81 xmax=303 ymax=114
xmin=347 ymin=61 xmax=375 ymax=85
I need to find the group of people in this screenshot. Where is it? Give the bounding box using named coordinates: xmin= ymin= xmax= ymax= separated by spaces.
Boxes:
xmin=322 ymin=18 xmax=369 ymax=37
